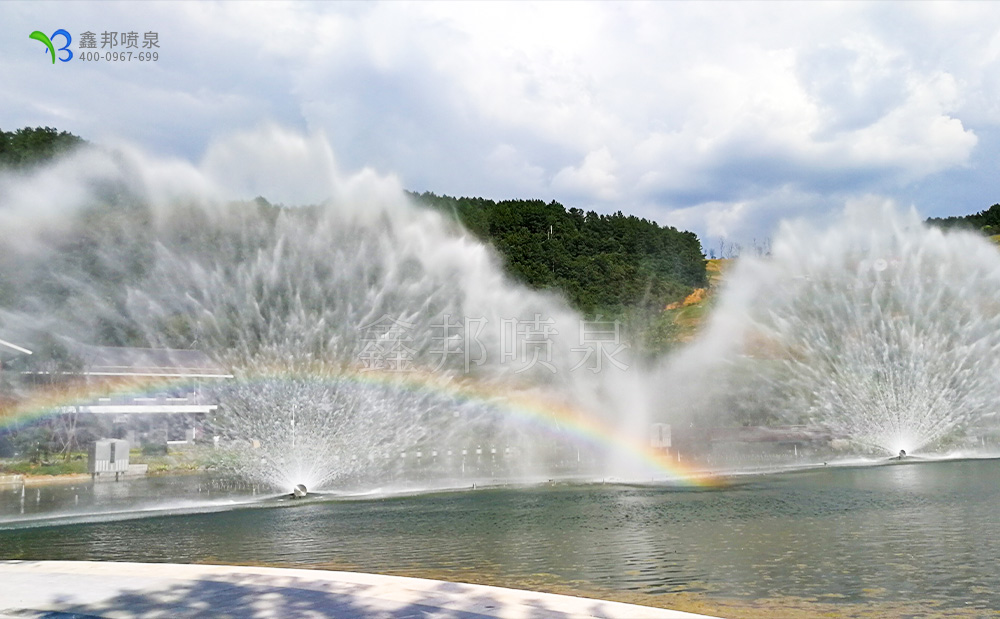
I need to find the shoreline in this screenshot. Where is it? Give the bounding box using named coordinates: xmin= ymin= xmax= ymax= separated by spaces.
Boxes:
xmin=218 ymin=561 xmax=1000 ymax=618
xmin=0 ymin=468 xmax=202 ymax=487
xmin=1 ymin=559 xmax=987 ymax=619
xmin=0 ymin=561 xmax=715 ymax=619
xmin=20 ymin=473 xmax=92 ymax=486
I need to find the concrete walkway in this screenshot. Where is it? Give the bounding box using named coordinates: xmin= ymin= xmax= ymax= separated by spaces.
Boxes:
xmin=0 ymin=561 xmax=719 ymax=618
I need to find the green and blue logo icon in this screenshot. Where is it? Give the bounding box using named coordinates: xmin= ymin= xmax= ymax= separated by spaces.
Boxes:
xmin=29 ymin=29 xmax=73 ymax=64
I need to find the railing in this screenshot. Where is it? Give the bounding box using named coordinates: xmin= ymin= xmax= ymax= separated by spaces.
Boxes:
xmin=86 ymin=391 xmax=216 ymax=407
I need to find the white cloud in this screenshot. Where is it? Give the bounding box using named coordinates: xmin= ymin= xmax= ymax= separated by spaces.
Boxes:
xmin=552 ymin=147 xmax=620 ymax=201
xmin=841 ymin=72 xmax=976 ymax=176
xmin=664 ymin=185 xmax=832 ymax=242
xmin=486 ymin=144 xmax=545 ymax=194
xmin=3 ymin=2 xmax=1000 ymax=242
xmin=200 ymin=126 xmax=340 ymax=205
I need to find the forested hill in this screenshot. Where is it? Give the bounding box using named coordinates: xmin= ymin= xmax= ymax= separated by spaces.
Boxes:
xmin=926 ymin=204 xmax=1000 ymax=235
xmin=0 ymin=126 xmax=707 ymax=321
xmin=0 ymin=127 xmax=85 ymax=168
xmin=410 ymin=192 xmax=707 ymax=317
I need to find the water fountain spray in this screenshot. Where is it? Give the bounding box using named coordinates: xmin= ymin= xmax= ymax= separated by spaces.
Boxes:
xmin=0 ymin=128 xmax=652 ymax=490
xmin=661 ymin=200 xmax=1000 ymax=455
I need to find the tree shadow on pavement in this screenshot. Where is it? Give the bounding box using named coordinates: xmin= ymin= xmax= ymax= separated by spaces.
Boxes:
xmin=34 ymin=573 xmax=591 ymax=619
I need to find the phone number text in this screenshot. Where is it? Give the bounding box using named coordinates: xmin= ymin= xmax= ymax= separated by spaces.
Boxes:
xmin=78 ymin=51 xmax=158 ymax=62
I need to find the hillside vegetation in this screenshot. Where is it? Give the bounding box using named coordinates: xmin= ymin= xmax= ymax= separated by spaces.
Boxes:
xmin=411 ymin=192 xmax=707 ymax=317
xmin=661 ymin=224 xmax=1000 ymax=342
xmin=1 ymin=128 xmax=712 ymax=357
xmin=662 ymin=259 xmax=730 ymax=342
xmin=10 ymin=127 xmax=1000 ymax=358
xmin=0 ymin=127 xmax=84 ymax=169
xmin=927 ymin=203 xmax=1000 ymax=235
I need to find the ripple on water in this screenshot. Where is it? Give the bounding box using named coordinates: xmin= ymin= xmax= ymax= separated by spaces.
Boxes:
xmin=0 ymin=459 xmax=998 ymax=611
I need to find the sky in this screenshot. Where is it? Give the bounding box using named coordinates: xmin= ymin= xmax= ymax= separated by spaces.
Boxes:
xmin=3 ymin=1 xmax=1000 ymax=245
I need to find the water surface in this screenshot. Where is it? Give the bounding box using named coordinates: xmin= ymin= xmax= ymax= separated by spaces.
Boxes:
xmin=1 ymin=459 xmax=997 ymax=614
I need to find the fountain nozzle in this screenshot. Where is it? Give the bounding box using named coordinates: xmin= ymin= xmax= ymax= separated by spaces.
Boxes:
xmin=291 ymin=484 xmax=308 ymax=499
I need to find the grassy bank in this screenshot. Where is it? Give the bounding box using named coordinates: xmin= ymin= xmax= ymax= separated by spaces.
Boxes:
xmin=0 ymin=445 xmax=216 ymax=477
xmin=0 ymin=457 xmax=88 ymax=476
xmin=662 ymin=258 xmax=730 ymax=342
xmin=135 ymin=445 xmax=215 ymax=475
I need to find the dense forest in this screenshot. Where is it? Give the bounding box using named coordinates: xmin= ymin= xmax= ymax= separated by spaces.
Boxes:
xmin=411 ymin=192 xmax=706 ymax=316
xmin=926 ymin=204 xmax=1000 ymax=235
xmin=0 ymin=127 xmax=85 ymax=168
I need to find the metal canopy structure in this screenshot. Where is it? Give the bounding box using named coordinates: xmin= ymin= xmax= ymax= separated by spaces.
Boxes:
xmin=0 ymin=338 xmax=33 ymax=356
xmin=54 ymin=345 xmax=232 ymax=415
xmin=4 ymin=343 xmax=235 ymax=416
xmin=72 ymin=344 xmax=233 ymax=379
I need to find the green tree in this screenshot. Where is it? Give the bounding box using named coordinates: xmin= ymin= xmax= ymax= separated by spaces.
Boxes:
xmin=0 ymin=126 xmax=85 ymax=168
xmin=926 ymin=204 xmax=1000 ymax=233
xmin=410 ymin=191 xmax=707 ymax=318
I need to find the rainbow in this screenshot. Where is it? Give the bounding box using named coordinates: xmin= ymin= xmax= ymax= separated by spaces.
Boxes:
xmin=338 ymin=370 xmax=723 ymax=487
xmin=0 ymin=368 xmax=723 ymax=487
xmin=0 ymin=375 xmax=207 ymax=429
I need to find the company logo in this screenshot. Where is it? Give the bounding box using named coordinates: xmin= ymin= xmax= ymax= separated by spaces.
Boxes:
xmin=28 ymin=30 xmax=160 ymax=64
xmin=29 ymin=29 xmax=73 ymax=64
